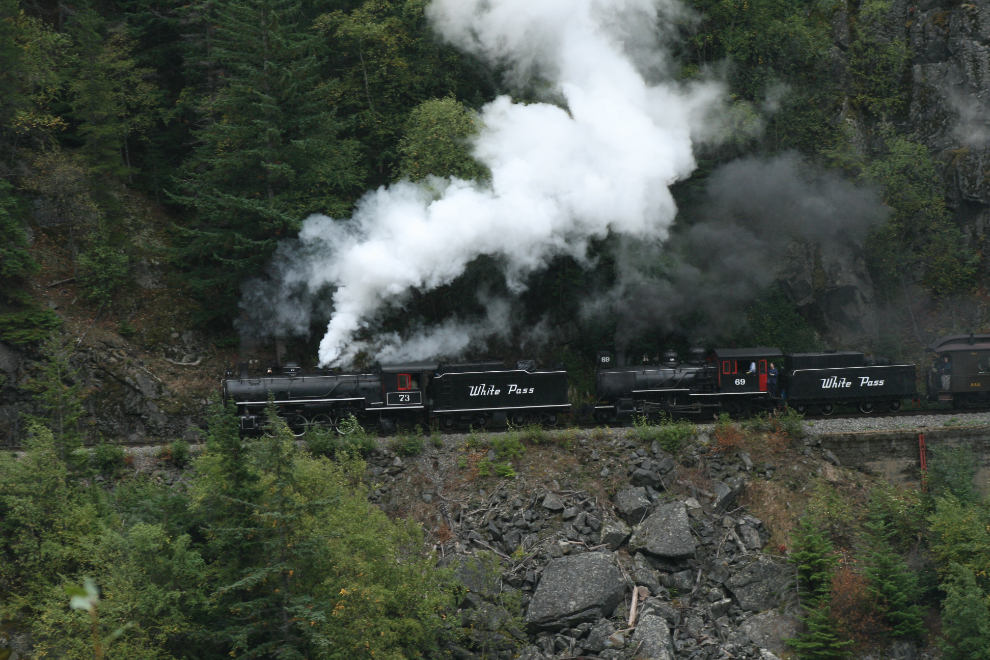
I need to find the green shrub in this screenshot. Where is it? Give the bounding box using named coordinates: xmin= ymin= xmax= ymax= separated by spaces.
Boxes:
xmin=477 ymin=458 xmax=516 ymax=479
xmin=940 ymin=563 xmax=990 ymax=660
xmin=392 ymin=427 xmax=425 ymax=456
xmin=91 ymin=439 xmax=125 ymax=477
xmin=492 ymin=432 xmax=525 ymax=460
xmin=169 ymin=439 xmax=190 ymax=467
xmin=307 ymin=415 xmax=376 ymax=457
xmin=519 ymin=423 xmax=548 ymax=444
xmin=744 ymin=408 xmax=806 ymax=438
xmin=633 ymin=415 xmax=694 ymax=452
xmin=928 ymin=446 xmax=979 ymax=503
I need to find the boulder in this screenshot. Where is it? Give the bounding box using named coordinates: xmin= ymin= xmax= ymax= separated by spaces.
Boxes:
xmin=741 ymin=610 xmax=800 ymax=655
xmin=738 ymin=524 xmax=762 ymax=550
xmin=439 ymin=554 xmax=500 ymax=608
xmin=599 ymin=520 xmax=631 ymax=550
xmin=631 ymin=468 xmax=663 ymax=488
xmin=542 ymin=493 xmax=565 ymax=511
xmin=713 ymin=480 xmax=736 ymax=513
xmin=583 ymin=620 xmax=616 ymax=653
xmin=724 ymin=559 xmax=791 ymax=612
xmin=629 ymin=614 xmax=674 ymax=660
xmin=628 ymin=502 xmax=696 ymax=560
xmin=525 ymin=553 xmax=627 ymax=630
xmin=613 ymin=487 xmax=651 ymax=523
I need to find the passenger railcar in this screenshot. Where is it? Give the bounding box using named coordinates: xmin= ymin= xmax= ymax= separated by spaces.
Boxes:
xmin=926 ymin=334 xmax=990 ymax=407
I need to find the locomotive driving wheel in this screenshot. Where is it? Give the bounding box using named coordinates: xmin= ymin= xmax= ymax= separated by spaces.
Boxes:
xmin=859 ymin=401 xmax=875 ymax=414
xmin=286 ymin=413 xmax=308 ymax=437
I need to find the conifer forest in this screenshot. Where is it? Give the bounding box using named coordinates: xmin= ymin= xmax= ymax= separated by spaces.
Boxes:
xmin=2 ymin=0 xmax=990 ymax=658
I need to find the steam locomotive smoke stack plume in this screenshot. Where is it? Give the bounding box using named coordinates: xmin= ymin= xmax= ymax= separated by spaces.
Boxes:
xmin=256 ymin=0 xmax=722 ymax=366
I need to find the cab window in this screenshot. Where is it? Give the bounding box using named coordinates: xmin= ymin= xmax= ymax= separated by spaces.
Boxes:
xmin=397 ymin=374 xmax=411 ymax=390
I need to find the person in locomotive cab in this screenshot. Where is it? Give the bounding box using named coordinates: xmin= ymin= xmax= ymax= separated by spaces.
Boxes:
xmin=767 ymin=362 xmax=778 ymax=396
xmin=940 ymin=355 xmax=952 ymax=390
xmin=747 ymin=361 xmax=756 ymax=374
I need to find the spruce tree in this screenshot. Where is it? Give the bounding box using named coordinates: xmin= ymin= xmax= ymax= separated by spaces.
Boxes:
xmin=941 ymin=563 xmax=990 ymax=660
xmin=171 ymin=0 xmax=362 ymax=329
xmin=210 ymin=404 xmax=333 ymax=658
xmin=790 ymin=516 xmax=837 ymax=606
xmin=863 ymin=520 xmax=924 ymax=638
xmin=66 ymin=9 xmax=161 ymax=179
xmin=0 ymin=180 xmax=61 ymax=345
xmin=24 ymin=336 xmax=88 ymax=461
xmin=785 ymin=604 xmax=853 ymax=660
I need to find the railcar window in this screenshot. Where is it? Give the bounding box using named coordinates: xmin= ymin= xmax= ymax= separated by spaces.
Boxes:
xmin=979 ymin=356 xmax=990 ymax=373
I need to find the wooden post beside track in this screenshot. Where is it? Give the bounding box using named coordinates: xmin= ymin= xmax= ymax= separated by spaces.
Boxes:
xmin=919 ymin=433 xmax=928 ymax=493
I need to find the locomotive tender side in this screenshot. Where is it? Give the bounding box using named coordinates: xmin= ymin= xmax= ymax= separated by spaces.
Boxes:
xmin=431 ymin=361 xmax=570 ymax=429
xmin=782 ymin=351 xmax=916 ymax=414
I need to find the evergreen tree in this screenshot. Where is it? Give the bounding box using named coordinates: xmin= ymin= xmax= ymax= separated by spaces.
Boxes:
xmin=210 ymin=405 xmax=333 ymax=658
xmin=171 ymin=0 xmax=362 ymax=329
xmin=193 ymin=400 xmax=262 ymax=572
xmin=0 ymin=180 xmax=61 ymax=345
xmin=862 ymin=520 xmax=924 ymax=639
xmin=790 ymin=516 xmax=837 ymax=606
xmin=940 ymin=563 xmax=990 ymax=660
xmin=24 ymin=335 xmax=88 ymax=461
xmin=785 ymin=604 xmax=853 ymax=660
xmin=0 ymin=423 xmax=102 ymax=618
xmin=66 ymin=9 xmax=162 ymax=179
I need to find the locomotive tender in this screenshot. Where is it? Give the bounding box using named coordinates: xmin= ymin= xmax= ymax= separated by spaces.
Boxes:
xmin=222 ymin=359 xmax=570 ymax=435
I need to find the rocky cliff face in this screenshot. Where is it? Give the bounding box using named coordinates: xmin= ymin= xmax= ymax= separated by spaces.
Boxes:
xmin=0 ymin=326 xmax=212 ymax=447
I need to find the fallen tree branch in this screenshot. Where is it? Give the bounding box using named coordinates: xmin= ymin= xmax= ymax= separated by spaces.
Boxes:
xmin=47 ymin=277 xmax=76 ymax=288
xmin=163 ymin=356 xmax=203 ymax=366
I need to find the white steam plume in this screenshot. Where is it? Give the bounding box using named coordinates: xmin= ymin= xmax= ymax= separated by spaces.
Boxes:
xmin=243 ymin=0 xmax=723 ymax=366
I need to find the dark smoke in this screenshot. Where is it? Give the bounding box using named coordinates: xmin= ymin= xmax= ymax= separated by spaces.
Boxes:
xmin=589 ymin=152 xmax=889 ymax=347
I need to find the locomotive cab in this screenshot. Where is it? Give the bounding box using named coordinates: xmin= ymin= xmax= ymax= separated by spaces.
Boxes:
xmin=712 ymin=347 xmax=781 ymax=394
xmin=377 ymin=362 xmax=435 ymax=409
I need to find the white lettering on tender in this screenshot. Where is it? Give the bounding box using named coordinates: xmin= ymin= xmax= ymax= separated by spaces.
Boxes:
xmin=507 ymin=384 xmax=534 ymax=394
xmin=468 ymin=384 xmax=501 ymax=396
xmin=819 ymin=376 xmax=885 ymax=389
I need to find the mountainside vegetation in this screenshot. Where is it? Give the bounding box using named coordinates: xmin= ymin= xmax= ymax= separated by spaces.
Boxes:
xmin=2 ymin=0 xmax=990 ymax=657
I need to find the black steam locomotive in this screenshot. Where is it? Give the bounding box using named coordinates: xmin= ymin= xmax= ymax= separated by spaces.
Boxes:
xmin=222 ymin=359 xmax=570 ymax=435
xmin=592 ymin=346 xmax=918 ymax=422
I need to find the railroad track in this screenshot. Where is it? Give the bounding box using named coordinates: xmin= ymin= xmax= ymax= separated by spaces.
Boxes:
xmin=3 ymin=404 xmax=988 ymax=451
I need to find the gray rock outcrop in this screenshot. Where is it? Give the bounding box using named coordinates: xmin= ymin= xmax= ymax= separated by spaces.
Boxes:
xmin=630 ymin=614 xmax=674 ymax=660
xmin=724 ymin=559 xmax=791 ymax=612
xmin=525 ymin=552 xmax=626 ymax=630
xmin=628 ymin=502 xmax=696 ymax=560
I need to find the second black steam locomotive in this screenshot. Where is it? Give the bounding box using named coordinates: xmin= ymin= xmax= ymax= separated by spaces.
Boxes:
xmin=592 ymin=347 xmax=917 ymax=422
